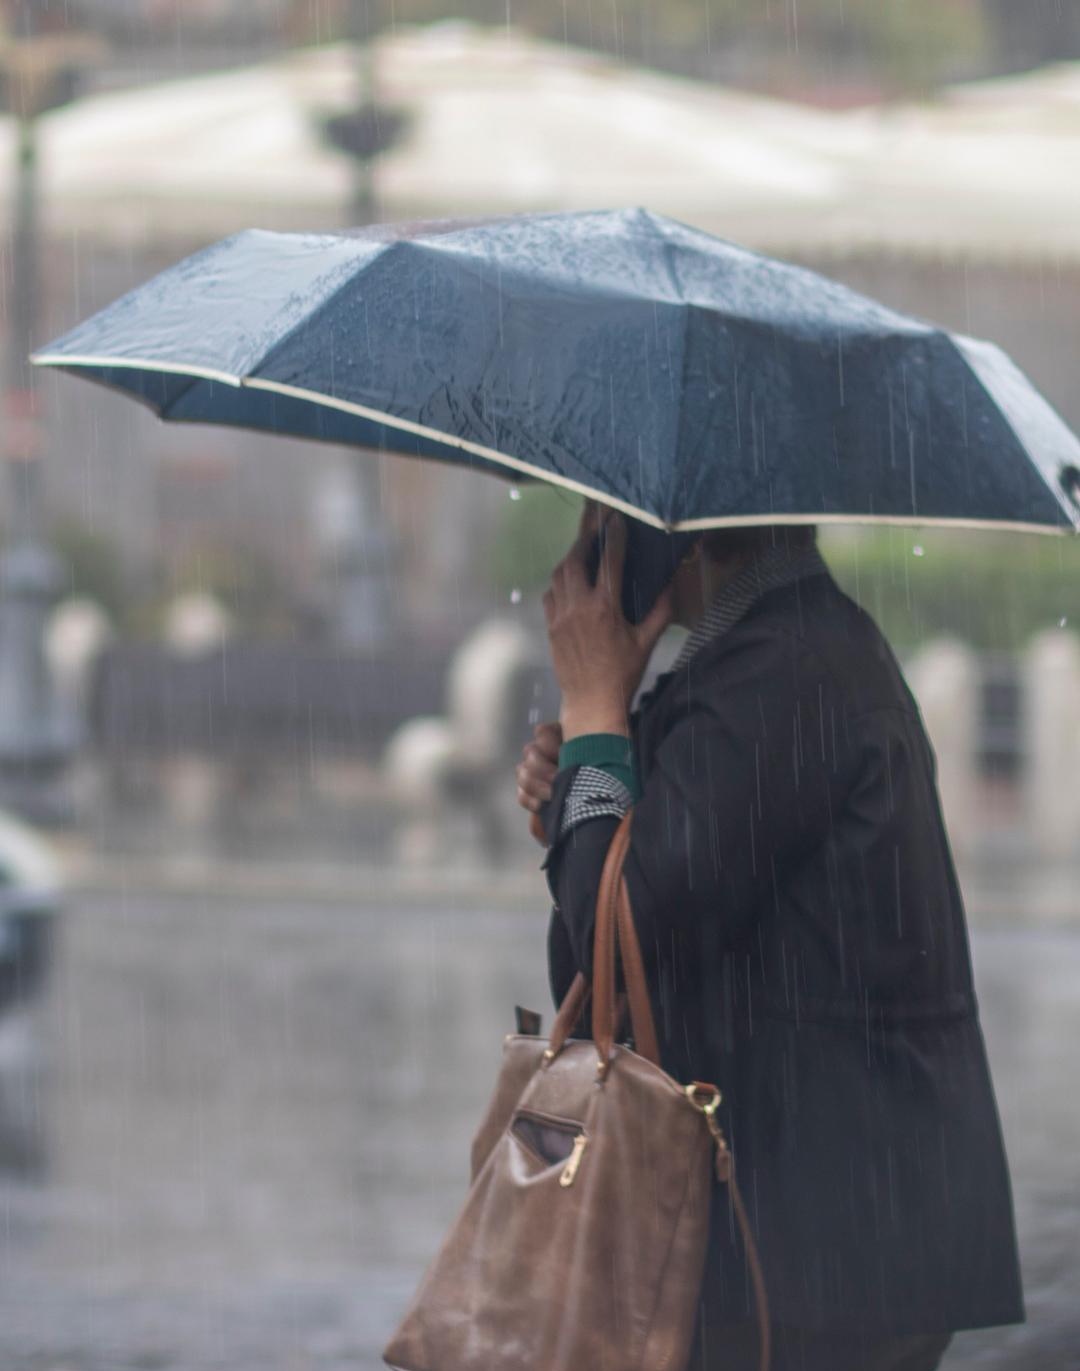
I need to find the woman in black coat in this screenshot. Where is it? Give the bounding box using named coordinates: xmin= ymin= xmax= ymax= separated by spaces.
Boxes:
xmin=517 ymin=505 xmax=1023 ymax=1371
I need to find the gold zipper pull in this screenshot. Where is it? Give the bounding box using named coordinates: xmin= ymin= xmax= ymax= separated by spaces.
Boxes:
xmin=559 ymin=1134 xmax=588 ymax=1188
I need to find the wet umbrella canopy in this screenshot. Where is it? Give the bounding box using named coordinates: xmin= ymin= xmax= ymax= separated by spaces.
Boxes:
xmin=33 ymin=207 xmax=1080 ymax=534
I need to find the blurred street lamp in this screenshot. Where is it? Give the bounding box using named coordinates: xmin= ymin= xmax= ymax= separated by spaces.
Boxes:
xmin=0 ymin=6 xmax=103 ymax=821
xmin=314 ymin=1 xmax=407 ymax=651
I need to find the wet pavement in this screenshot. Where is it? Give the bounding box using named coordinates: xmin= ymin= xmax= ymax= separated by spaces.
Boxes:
xmin=0 ymin=885 xmax=1077 ymax=1370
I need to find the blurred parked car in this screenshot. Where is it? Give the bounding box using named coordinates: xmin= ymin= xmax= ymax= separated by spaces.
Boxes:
xmin=0 ymin=810 xmax=61 ymax=1174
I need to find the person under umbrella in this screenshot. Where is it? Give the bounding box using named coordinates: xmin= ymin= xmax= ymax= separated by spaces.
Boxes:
xmin=38 ymin=208 xmax=1068 ymax=1368
xmin=518 ymin=502 xmax=1023 ymax=1370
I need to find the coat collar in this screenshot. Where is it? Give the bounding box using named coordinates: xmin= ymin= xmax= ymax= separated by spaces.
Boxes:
xmin=670 ymin=541 xmax=829 ymax=671
xmin=633 ymin=543 xmax=829 ymax=719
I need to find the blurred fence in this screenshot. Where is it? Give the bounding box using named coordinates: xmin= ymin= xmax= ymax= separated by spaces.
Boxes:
xmin=907 ymin=631 xmax=1080 ymax=863
xmin=76 ymin=617 xmax=559 ymax=866
xmin=68 ymin=620 xmax=1080 ymax=870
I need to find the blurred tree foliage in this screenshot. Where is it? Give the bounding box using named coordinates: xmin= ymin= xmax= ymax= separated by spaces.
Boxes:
xmin=44 ymin=523 xmax=301 ymax=639
xmin=50 ymin=520 xmax=129 ymax=623
xmin=818 ymin=1 xmax=987 ymax=92
xmin=488 ymin=483 xmax=582 ymax=595
xmin=131 ymin=542 xmax=299 ymax=639
xmin=822 ymin=526 xmax=1079 ymax=653
xmin=981 ymin=0 xmax=1080 ymax=73
xmin=345 ymin=0 xmax=986 ymax=92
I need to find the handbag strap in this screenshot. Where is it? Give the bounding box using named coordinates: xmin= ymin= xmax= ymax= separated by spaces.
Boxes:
xmin=591 ymin=812 xmax=662 ymax=1068
xmin=733 ymin=1177 xmax=772 ymax=1371
xmin=548 ymin=812 xmax=660 ymax=1067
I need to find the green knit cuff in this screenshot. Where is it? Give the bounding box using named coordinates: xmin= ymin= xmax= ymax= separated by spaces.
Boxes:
xmin=558 ymin=733 xmax=641 ymax=801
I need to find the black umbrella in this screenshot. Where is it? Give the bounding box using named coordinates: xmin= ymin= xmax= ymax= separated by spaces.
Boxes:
xmin=33 ymin=208 xmax=1080 ymax=535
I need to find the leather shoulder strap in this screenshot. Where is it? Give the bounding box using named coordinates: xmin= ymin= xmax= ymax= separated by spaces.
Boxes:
xmin=590 ymin=813 xmax=662 ymax=1068
xmin=614 ymin=866 xmax=661 ymax=1065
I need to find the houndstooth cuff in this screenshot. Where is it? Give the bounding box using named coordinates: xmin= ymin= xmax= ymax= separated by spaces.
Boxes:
xmin=558 ymin=765 xmax=634 ymax=840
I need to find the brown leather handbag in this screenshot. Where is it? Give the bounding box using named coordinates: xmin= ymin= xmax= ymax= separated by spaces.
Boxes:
xmin=384 ymin=812 xmax=769 ymax=1371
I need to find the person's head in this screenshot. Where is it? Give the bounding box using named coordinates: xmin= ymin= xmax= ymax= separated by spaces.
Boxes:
xmin=667 ymin=523 xmax=817 ymax=628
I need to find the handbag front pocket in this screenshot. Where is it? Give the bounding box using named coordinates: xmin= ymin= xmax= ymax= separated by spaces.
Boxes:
xmin=511 ymin=1109 xmax=580 ymax=1165
xmin=510 ymin=1109 xmax=587 ymax=1185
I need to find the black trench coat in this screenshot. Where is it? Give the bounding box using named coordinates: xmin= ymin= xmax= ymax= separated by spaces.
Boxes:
xmin=542 ymin=570 xmax=1023 ymax=1336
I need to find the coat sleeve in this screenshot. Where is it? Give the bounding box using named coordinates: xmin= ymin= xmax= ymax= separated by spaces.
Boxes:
xmin=544 ymin=627 xmax=851 ymax=977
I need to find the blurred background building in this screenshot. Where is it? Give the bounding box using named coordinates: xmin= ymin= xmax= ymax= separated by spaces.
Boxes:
xmin=0 ymin=9 xmax=1073 ymax=867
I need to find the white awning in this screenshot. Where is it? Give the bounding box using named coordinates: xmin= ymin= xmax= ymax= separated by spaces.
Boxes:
xmin=0 ymin=26 xmax=854 ymax=248
xmin=819 ymin=63 xmax=1080 ymax=261
xmin=1 ymin=24 xmax=1077 ymax=262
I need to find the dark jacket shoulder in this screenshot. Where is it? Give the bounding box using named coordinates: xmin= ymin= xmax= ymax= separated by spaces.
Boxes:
xmin=683 ymin=572 xmax=916 ymax=720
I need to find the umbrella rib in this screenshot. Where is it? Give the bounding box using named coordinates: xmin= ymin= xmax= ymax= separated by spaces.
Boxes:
xmin=666 ymin=304 xmax=695 ymax=529
xmin=238 ymin=375 xmax=673 ymax=529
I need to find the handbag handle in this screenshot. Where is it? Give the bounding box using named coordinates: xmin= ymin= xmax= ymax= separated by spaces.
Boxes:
xmin=598 ymin=816 xmax=662 ymax=1068
xmin=548 ymin=812 xmax=661 ymax=1069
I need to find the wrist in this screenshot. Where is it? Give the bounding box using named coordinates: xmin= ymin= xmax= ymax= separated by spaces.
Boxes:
xmin=559 ymin=698 xmax=629 ymax=741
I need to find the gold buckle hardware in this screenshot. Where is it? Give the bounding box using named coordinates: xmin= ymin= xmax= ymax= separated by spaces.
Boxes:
xmin=685 ymin=1082 xmax=722 ymax=1115
xmin=685 ymin=1082 xmax=731 ymax=1181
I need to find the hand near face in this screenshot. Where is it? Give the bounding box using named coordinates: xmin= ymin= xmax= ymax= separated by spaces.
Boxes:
xmin=542 ymin=503 xmax=672 ymax=741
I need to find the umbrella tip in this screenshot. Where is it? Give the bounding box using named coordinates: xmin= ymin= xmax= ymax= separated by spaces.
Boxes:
xmin=1061 ymin=463 xmax=1080 ymax=515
